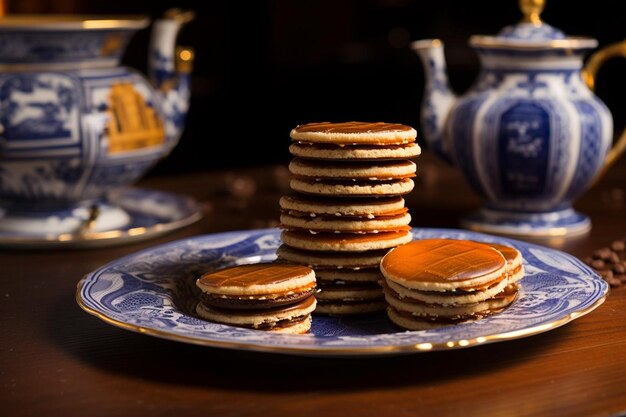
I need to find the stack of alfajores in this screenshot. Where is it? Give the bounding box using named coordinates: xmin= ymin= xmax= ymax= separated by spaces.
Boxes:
xmin=277 ymin=121 xmax=421 ymax=315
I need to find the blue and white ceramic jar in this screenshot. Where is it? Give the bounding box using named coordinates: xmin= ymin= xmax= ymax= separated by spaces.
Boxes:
xmin=412 ymin=0 xmax=625 ymax=237
xmin=0 ymin=11 xmax=194 ymax=236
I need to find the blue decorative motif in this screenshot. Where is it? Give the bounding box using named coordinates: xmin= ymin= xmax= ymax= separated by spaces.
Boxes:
xmin=563 ymin=100 xmax=607 ymax=202
xmin=0 ymin=30 xmax=133 ymax=64
xmin=497 ymin=101 xmax=550 ymax=197
xmin=450 ymin=92 xmax=489 ymax=198
xmin=78 ymin=228 xmax=608 ymax=356
xmin=0 ymin=73 xmax=80 ymax=141
xmin=497 ymin=22 xmax=566 ymax=41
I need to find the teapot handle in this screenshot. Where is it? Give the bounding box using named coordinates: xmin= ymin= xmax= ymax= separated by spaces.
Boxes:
xmin=582 ymin=40 xmax=626 ymax=177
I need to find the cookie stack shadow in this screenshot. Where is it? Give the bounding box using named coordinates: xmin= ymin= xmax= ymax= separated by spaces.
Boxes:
xmin=277 ymin=121 xmax=421 ymax=315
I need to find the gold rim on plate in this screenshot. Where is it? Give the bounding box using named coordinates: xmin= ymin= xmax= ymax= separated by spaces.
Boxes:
xmin=75 ymin=280 xmax=608 ymax=357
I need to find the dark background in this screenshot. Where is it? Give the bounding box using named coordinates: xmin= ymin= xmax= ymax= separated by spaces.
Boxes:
xmin=10 ymin=0 xmax=626 ymax=174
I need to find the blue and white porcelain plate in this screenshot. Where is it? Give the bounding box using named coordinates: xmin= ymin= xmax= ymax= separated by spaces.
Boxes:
xmin=77 ymin=228 xmax=608 ymax=356
xmin=0 ymin=188 xmax=202 ymax=248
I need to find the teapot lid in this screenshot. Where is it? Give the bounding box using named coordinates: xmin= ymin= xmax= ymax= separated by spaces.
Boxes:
xmin=470 ymin=0 xmax=597 ymax=50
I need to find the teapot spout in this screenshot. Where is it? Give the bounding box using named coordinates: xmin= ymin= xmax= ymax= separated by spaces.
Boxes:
xmin=149 ymin=9 xmax=195 ymax=150
xmin=411 ymin=39 xmax=457 ymax=163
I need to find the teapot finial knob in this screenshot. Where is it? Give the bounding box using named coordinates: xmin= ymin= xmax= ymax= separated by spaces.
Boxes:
xmin=519 ymin=0 xmax=545 ymax=25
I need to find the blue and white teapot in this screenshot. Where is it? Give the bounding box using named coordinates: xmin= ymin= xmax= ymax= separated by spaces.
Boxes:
xmin=0 ymin=10 xmax=195 ymax=239
xmin=412 ymin=0 xmax=625 ymax=237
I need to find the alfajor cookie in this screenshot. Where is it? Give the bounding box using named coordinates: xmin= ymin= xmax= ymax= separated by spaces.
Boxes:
xmin=289 ymin=142 xmax=421 ymax=161
xmin=380 ymin=239 xmax=519 ymax=330
xmin=280 ymin=211 xmax=411 ymax=233
xmin=195 ymin=263 xmax=317 ymax=333
xmin=276 ymin=245 xmax=386 ymax=270
xmin=279 ymin=195 xmax=407 ymax=218
xmin=290 ymin=121 xmax=417 ymax=145
xmin=281 ymin=230 xmax=412 ymax=252
xmin=290 ymin=177 xmax=414 ymax=197
xmin=289 ymin=159 xmax=416 ymax=180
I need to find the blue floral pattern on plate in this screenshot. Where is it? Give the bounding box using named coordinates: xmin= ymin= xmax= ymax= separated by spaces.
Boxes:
xmin=77 ymin=228 xmax=608 ymax=356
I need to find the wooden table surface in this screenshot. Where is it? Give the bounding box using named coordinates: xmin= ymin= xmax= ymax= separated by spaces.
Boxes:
xmin=2 ymin=153 xmax=626 ymax=417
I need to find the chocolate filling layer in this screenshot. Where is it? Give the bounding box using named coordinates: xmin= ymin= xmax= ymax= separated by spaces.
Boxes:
xmin=283 ymin=209 xmax=409 ymax=220
xmin=292 ymin=142 xmax=416 ymax=151
xmin=200 ymin=287 xmax=317 ymax=310
xmin=254 ymin=315 xmax=308 ymax=330
xmin=280 ymin=225 xmax=412 ymax=234
xmin=293 ymin=177 xmax=413 ymax=186
xmin=293 ymin=173 xmax=416 ymax=182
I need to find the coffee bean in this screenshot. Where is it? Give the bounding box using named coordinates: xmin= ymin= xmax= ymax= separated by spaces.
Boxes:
xmin=600 ymin=269 xmax=613 ymax=279
xmin=609 ymin=252 xmax=621 ymax=264
xmin=591 ymin=259 xmax=606 ymax=270
xmin=587 ymin=242 xmax=626 ymax=291
xmin=608 ymin=277 xmax=622 ymax=287
xmin=594 ymin=247 xmax=613 ymax=260
xmin=611 ymin=240 xmax=625 ymax=252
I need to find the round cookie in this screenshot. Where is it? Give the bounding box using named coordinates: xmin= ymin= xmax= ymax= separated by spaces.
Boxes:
xmin=276 ymin=245 xmax=385 ymax=269
xmin=290 ymin=121 xmax=417 ymax=145
xmin=197 ymin=263 xmax=316 ymax=298
xmin=280 ymin=211 xmax=411 ymax=233
xmin=289 ymin=142 xmax=421 ymax=161
xmin=381 ymin=239 xmax=507 ymax=291
xmin=289 ymin=158 xmax=416 ymax=180
xmin=196 ymin=295 xmax=316 ymax=333
xmin=195 ymin=263 xmax=317 ymax=333
xmin=290 ymin=177 xmax=414 ymax=197
xmin=281 ymin=230 xmax=413 ymax=252
xmin=279 ymin=195 xmax=407 ymax=218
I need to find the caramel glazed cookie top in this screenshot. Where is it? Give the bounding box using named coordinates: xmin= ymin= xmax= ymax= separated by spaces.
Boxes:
xmin=290 ymin=122 xmax=418 ymax=145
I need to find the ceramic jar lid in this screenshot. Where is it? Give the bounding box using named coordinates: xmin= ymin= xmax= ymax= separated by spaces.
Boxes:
xmin=470 ymin=0 xmax=597 ymax=50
